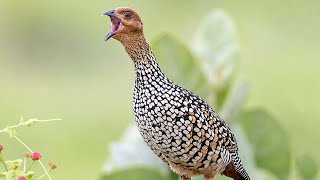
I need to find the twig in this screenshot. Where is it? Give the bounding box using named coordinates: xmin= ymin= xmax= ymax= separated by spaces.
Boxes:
xmin=37 ymin=168 xmax=52 ymax=180
xmin=23 ymin=157 xmax=27 ymax=172
xmin=25 ymin=160 xmax=34 ymax=173
xmin=0 ymin=152 xmax=8 ymax=171
xmin=0 ymin=118 xmax=62 ymax=134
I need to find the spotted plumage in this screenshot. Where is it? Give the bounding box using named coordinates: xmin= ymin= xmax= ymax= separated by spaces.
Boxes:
xmin=103 ymin=7 xmax=251 ymax=180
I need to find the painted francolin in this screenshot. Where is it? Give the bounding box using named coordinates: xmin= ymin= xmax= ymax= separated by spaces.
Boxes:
xmin=103 ymin=7 xmax=250 ymax=180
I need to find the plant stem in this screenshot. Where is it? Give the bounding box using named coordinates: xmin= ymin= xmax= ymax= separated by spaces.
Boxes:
xmin=38 ymin=160 xmax=52 ymax=180
xmin=0 ymin=118 xmax=62 ymax=134
xmin=23 ymin=157 xmax=27 ymax=172
xmin=0 ymin=152 xmax=8 ymax=172
xmin=14 ymin=136 xmax=52 ymax=180
xmin=25 ymin=160 xmax=34 ymax=173
xmin=36 ymin=168 xmax=52 ymax=180
xmin=14 ymin=136 xmax=33 ymax=152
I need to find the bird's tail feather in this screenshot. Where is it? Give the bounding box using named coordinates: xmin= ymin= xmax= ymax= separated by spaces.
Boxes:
xmin=222 ymin=152 xmax=250 ymax=180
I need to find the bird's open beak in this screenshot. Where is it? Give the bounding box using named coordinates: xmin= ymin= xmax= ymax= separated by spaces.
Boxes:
xmin=103 ymin=10 xmax=121 ymax=42
xmin=102 ymin=10 xmax=116 ymax=17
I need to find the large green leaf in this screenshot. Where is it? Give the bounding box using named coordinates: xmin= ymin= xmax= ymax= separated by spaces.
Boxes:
xmin=100 ymin=168 xmax=177 ymax=180
xmin=192 ymin=10 xmax=239 ymax=108
xmin=240 ymin=109 xmax=291 ymax=179
xmin=152 ymin=33 xmax=214 ymax=106
xmin=102 ymin=126 xmax=170 ymax=176
xmin=220 ymin=81 xmax=249 ymax=123
xmin=296 ymin=154 xmax=318 ymax=180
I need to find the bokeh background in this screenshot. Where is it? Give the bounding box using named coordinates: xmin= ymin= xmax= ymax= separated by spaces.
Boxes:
xmin=1 ymin=0 xmax=319 ymax=179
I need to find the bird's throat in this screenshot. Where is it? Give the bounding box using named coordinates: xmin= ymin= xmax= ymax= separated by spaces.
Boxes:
xmin=121 ymin=34 xmax=165 ymax=85
xmin=122 ymin=35 xmax=151 ymax=62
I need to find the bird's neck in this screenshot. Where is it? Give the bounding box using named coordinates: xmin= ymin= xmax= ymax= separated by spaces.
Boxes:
xmin=122 ymin=34 xmax=165 ymax=82
xmin=123 ymin=35 xmax=151 ymax=62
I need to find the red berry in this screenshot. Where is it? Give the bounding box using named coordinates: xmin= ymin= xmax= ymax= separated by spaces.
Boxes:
xmin=18 ymin=176 xmax=26 ymax=180
xmin=0 ymin=144 xmax=3 ymax=151
xmin=31 ymin=152 xmax=42 ymax=161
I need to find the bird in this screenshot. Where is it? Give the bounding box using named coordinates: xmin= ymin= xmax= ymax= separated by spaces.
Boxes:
xmin=103 ymin=7 xmax=251 ymax=180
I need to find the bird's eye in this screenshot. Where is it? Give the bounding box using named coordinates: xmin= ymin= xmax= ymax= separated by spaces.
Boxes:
xmin=124 ymin=12 xmax=132 ymax=19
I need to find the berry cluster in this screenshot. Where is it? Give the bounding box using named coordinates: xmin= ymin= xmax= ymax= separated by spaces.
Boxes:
xmin=0 ymin=144 xmax=57 ymax=180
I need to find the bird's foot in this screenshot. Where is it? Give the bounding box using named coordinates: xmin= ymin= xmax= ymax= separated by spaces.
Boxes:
xmin=204 ymin=175 xmax=214 ymax=180
xmin=180 ymin=175 xmax=191 ymax=180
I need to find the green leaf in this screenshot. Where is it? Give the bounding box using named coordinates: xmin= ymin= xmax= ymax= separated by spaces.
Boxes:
xmin=296 ymin=154 xmax=318 ymax=180
xmin=26 ymin=171 xmax=36 ymax=180
xmin=220 ymin=81 xmax=249 ymax=123
xmin=100 ymin=168 xmax=176 ymax=180
xmin=215 ymin=83 xmax=231 ymax=110
xmin=0 ymin=172 xmax=6 ymax=178
xmin=169 ymin=171 xmax=179 ymax=180
xmin=192 ymin=10 xmax=239 ymax=100
xmin=240 ymin=109 xmax=291 ymax=179
xmin=103 ymin=126 xmax=170 ymax=175
xmin=152 ymin=33 xmax=214 ymax=106
xmin=5 ymin=170 xmax=17 ymax=180
xmin=5 ymin=159 xmax=23 ymax=170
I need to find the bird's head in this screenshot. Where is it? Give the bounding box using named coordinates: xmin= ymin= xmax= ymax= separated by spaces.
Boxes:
xmin=103 ymin=7 xmax=143 ymax=43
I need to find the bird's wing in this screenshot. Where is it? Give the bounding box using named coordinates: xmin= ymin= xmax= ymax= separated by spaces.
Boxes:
xmin=190 ymin=91 xmax=239 ymax=152
xmin=207 ymin=106 xmax=238 ymax=152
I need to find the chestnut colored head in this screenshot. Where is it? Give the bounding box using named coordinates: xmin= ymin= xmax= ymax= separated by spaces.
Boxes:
xmin=103 ymin=7 xmax=144 ymax=44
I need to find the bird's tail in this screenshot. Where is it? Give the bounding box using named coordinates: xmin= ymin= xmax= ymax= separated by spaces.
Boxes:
xmin=222 ymin=152 xmax=250 ymax=180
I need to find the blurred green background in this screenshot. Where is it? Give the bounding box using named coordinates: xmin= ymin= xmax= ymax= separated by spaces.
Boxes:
xmin=0 ymin=0 xmax=319 ymax=179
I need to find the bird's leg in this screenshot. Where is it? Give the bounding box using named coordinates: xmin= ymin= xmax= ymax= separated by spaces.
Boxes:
xmin=180 ymin=175 xmax=191 ymax=180
xmin=204 ymin=175 xmax=214 ymax=180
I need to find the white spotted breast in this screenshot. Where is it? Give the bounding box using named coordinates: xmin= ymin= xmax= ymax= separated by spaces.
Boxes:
xmin=132 ymin=54 xmax=238 ymax=171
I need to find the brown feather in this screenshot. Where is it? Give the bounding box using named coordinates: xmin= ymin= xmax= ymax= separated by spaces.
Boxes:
xmin=222 ymin=162 xmax=245 ymax=180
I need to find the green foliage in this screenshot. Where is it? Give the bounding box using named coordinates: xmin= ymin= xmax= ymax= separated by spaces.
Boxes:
xmin=220 ymin=82 xmax=248 ymax=124
xmin=0 ymin=173 xmax=5 ymax=178
xmin=6 ymin=159 xmax=23 ymax=170
xmin=192 ymin=10 xmax=239 ymax=109
xmin=100 ymin=168 xmax=177 ymax=180
xmin=5 ymin=170 xmax=16 ymax=180
xmin=296 ymin=154 xmax=318 ymax=180
xmin=152 ymin=34 xmax=213 ymax=106
xmin=240 ymin=109 xmax=291 ymax=179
